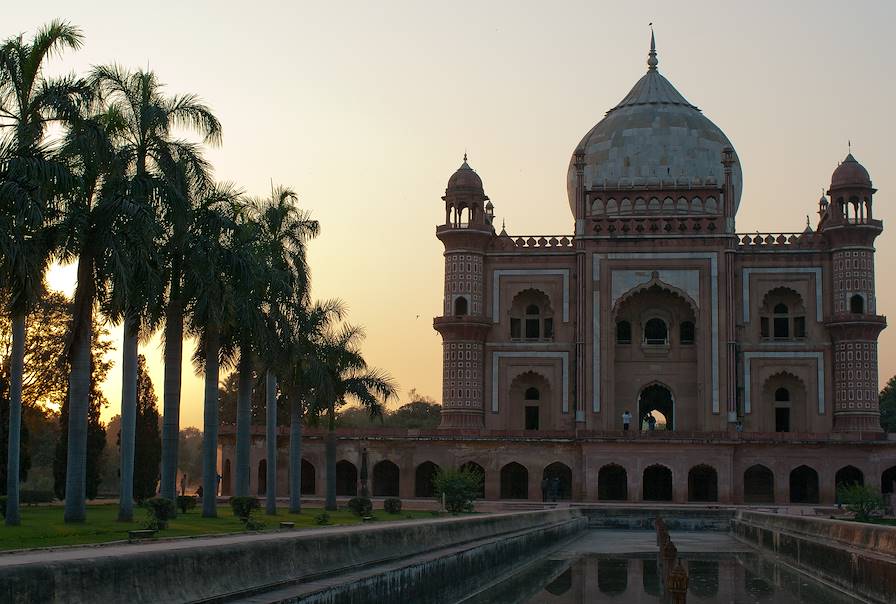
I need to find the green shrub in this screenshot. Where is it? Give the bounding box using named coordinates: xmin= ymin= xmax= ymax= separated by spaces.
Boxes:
xmin=346 ymin=496 xmax=373 ymax=517
xmin=176 ymin=495 xmax=197 ymax=514
xmin=383 ymin=497 xmax=402 ymax=514
xmin=838 ymin=484 xmax=886 ymax=522
xmin=0 ymin=496 xmax=6 ymax=518
xmin=433 ymin=467 xmax=482 ymax=514
xmin=244 ymin=516 xmax=266 ymax=531
xmin=143 ymin=497 xmax=176 ymax=530
xmin=229 ymin=496 xmax=260 ymax=520
xmin=20 ymin=490 xmax=55 ymax=504
xmin=314 ymin=512 xmax=331 ymax=525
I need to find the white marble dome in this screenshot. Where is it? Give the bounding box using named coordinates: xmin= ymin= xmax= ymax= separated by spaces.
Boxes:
xmin=567 ymin=36 xmax=742 ymax=218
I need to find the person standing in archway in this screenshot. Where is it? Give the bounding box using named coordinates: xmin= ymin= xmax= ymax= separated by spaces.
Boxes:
xmin=622 ymin=409 xmax=632 ymax=432
xmin=647 ymin=414 xmax=657 ymax=431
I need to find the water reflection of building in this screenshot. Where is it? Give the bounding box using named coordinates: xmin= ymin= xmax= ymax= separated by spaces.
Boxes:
xmin=218 ymin=33 xmax=896 ymax=506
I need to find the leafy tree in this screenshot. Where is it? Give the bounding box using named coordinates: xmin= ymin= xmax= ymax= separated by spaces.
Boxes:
xmin=53 ymin=321 xmax=112 ymax=502
xmin=0 ymin=19 xmax=86 ymax=525
xmin=433 ymin=467 xmax=482 ymax=514
xmin=838 ymin=484 xmax=886 ymax=522
xmin=133 ymin=355 xmax=161 ymax=502
xmin=880 ymin=375 xmax=896 ymax=433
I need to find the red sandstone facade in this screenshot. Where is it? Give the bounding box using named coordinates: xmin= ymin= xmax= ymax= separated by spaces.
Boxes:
xmin=219 ymin=37 xmax=896 ymax=506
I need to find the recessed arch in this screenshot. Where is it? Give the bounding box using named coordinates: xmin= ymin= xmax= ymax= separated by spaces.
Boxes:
xmin=415 ymin=461 xmax=440 ymax=498
xmin=301 ymin=459 xmax=316 ymax=495
xmin=743 ymin=464 xmax=774 ymax=503
xmin=612 ymin=281 xmax=698 ymax=318
xmin=257 ymin=459 xmax=267 ymax=496
xmin=790 ymin=465 xmax=819 ymax=503
xmin=882 ymin=466 xmax=896 ymax=495
xmin=542 ymin=462 xmax=572 ymax=500
xmin=835 ymin=465 xmax=864 ymax=490
xmin=372 ymin=460 xmax=400 ymax=497
xmin=500 ymin=462 xmax=529 ymax=499
xmin=688 ymin=464 xmax=718 ymax=502
xmin=335 ymin=460 xmax=358 ymax=496
xmin=643 ymin=464 xmax=673 ymax=501
xmin=639 ymin=383 xmax=674 ymax=431
xmin=453 ymin=296 xmax=468 ymax=316
xmin=598 ymin=464 xmax=627 ymax=501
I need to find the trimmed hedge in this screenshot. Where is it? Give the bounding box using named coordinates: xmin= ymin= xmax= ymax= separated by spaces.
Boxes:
xmin=383 ymin=497 xmax=402 ymax=514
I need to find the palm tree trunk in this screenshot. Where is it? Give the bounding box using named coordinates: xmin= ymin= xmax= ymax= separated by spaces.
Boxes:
xmin=64 ymin=257 xmax=94 ymax=523
xmin=265 ymin=370 xmax=277 ymax=515
xmin=117 ymin=314 xmax=139 ymax=520
xmin=288 ymin=394 xmax=302 ymax=513
xmin=4 ymin=312 xmax=25 ymax=526
xmin=201 ymin=326 xmax=221 ymax=518
xmin=160 ymin=289 xmax=184 ymax=506
xmin=325 ymin=406 xmax=336 ymax=511
xmin=234 ymin=348 xmax=252 ymax=497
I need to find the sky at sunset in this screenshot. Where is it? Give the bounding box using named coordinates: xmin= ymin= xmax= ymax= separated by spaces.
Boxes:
xmin=9 ymin=0 xmax=896 ymax=428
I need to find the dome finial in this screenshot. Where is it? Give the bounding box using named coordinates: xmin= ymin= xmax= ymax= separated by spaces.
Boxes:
xmin=647 ymin=23 xmax=658 ymax=70
xmin=463 ymin=150 xmax=467 ymax=162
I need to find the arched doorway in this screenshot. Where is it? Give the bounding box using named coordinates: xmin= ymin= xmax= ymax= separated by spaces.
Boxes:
xmin=598 ymin=559 xmax=627 ymax=595
xmin=335 ymin=460 xmax=358 ymax=496
xmin=882 ymin=466 xmax=896 ymax=495
xmin=743 ymin=465 xmax=774 ymax=503
xmin=688 ymin=465 xmax=718 ymax=502
xmin=542 ymin=462 xmax=572 ymax=500
xmin=460 ymin=461 xmax=486 ymax=498
xmin=638 ymin=384 xmax=674 ymax=431
xmin=222 ymin=459 xmax=232 ymax=496
xmin=643 ymin=465 xmax=673 ymax=501
xmin=300 ymin=459 xmax=316 ymax=495
xmin=790 ymin=465 xmax=819 ymax=503
xmin=415 ymin=461 xmax=440 ymax=498
xmin=257 ymin=459 xmax=267 ymax=496
xmin=500 ymin=462 xmax=529 ymax=499
xmin=598 ymin=464 xmax=627 ymax=501
xmin=372 ymin=460 xmax=400 ymax=497
xmin=835 ymin=465 xmax=864 ymax=491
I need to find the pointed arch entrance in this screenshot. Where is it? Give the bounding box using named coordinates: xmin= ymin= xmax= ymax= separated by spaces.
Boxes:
xmin=639 ymin=384 xmax=674 ymax=431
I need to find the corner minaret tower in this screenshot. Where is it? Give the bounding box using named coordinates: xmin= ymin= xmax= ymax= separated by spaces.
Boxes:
xmin=434 ymin=156 xmax=493 ymax=428
xmin=821 ymin=153 xmax=886 ymax=432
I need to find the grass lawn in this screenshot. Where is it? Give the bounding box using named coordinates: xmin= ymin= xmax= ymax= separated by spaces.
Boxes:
xmin=0 ymin=503 xmax=435 ymax=551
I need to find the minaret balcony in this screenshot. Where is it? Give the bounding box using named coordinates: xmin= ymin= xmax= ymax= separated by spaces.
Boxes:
xmin=433 ymin=315 xmax=491 ymax=339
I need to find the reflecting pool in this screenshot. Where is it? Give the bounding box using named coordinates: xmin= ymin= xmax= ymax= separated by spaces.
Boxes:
xmin=460 ymin=548 xmax=861 ymax=603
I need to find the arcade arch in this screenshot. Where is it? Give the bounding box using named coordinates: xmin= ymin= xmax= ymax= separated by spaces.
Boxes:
xmin=743 ymin=465 xmax=774 ymax=503
xmin=415 ymin=461 xmax=440 ymax=498
xmin=542 ymin=462 xmax=572 ymax=500
xmin=335 ymin=460 xmax=358 ymax=496
xmin=790 ymin=465 xmax=819 ymax=503
xmin=598 ymin=464 xmax=628 ymax=501
xmin=301 ymin=459 xmax=316 ymax=495
xmin=500 ymin=462 xmax=529 ymax=499
xmin=372 ymin=460 xmax=400 ymax=497
xmin=688 ymin=464 xmax=718 ymax=502
xmin=642 ymin=465 xmax=673 ymax=501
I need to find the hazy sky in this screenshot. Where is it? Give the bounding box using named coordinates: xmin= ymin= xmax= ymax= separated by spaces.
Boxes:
xmin=10 ymin=1 xmax=896 ymax=428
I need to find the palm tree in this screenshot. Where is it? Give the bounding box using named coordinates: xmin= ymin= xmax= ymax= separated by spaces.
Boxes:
xmin=0 ymin=20 xmax=85 ymax=525
xmin=56 ymin=104 xmax=141 ymax=523
xmin=251 ymin=187 xmax=318 ymax=514
xmin=309 ymin=324 xmax=396 ymax=511
xmin=275 ymin=299 xmax=345 ymax=513
xmin=183 ymin=184 xmax=246 ymax=517
xmin=91 ymin=65 xmax=221 ymax=507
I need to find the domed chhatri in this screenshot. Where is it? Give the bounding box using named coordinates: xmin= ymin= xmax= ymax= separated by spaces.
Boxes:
xmin=447 ymin=153 xmax=484 ymax=192
xmin=566 ymin=31 xmax=742 ymax=217
xmin=830 ymin=153 xmax=872 ymax=190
